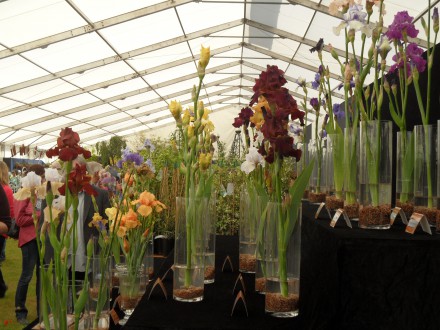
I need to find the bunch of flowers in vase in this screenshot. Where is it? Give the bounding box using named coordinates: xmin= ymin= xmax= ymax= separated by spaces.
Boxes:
xmin=14 ymin=128 xmax=96 ymax=330
xmin=384 ymin=9 xmax=429 ymax=218
xmin=310 ymin=39 xmax=344 ymax=210
xmin=233 ymin=106 xmax=269 ymax=280
xmin=233 ymin=106 xmax=268 ymax=274
xmin=326 ymin=0 xmax=392 ymax=226
xmin=168 ymin=46 xmax=217 ymax=301
xmin=411 ymin=3 xmax=439 ymax=226
xmin=249 ymin=65 xmax=314 ymax=317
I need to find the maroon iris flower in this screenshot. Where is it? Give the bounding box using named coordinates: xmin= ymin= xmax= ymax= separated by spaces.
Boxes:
xmin=46 ymin=127 xmax=91 ymax=161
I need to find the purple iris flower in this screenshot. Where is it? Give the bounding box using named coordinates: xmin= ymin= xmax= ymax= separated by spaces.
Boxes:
xmin=310 ymin=97 xmax=319 ymax=110
xmin=145 ymin=159 xmax=156 ymax=173
xmin=144 ymin=139 xmax=156 ymax=151
xmin=311 ymin=73 xmax=320 ymax=89
xmin=123 ymin=152 xmax=144 ymax=166
xmin=386 ymin=11 xmax=419 ymax=41
xmin=333 ymin=103 xmax=345 ymax=120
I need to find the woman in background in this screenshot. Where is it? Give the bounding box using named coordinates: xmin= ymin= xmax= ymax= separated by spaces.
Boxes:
xmin=0 ymin=184 xmax=11 ymax=298
xmin=14 ymin=164 xmax=44 ymax=325
xmin=0 ymin=161 xmax=15 ymax=262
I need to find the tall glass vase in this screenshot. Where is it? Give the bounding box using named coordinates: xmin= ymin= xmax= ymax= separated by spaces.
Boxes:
xmin=239 ymin=189 xmax=257 ymax=273
xmin=255 ymin=194 xmax=269 ymax=294
xmin=118 ymin=271 xmax=145 ymax=326
xmin=309 ymin=140 xmax=327 ymax=203
xmin=414 ymin=124 xmax=438 ymax=226
xmin=173 ymin=197 xmax=208 ymax=302
xmin=143 ymin=235 xmax=154 ymax=283
xmin=40 ymin=264 xmax=88 ymax=330
xmin=89 ymin=257 xmax=111 ymax=330
xmin=265 ymin=202 xmax=301 ymax=318
xmin=344 ymin=127 xmax=359 ymax=219
xmin=396 ymin=131 xmax=415 ymax=218
xmin=204 ymin=197 xmax=216 ymax=284
xmin=326 ymin=133 xmax=344 ymax=210
xmin=359 ymin=120 xmax=392 ymax=229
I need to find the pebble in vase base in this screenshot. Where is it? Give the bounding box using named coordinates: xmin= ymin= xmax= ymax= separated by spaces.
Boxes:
xmin=308 ymin=192 xmax=326 ymax=204
xmin=265 ymin=293 xmax=299 ymax=318
xmin=396 ymin=200 xmax=414 ymax=219
xmin=204 ymin=266 xmax=215 ymax=284
xmin=436 ymin=210 xmax=440 ymax=234
xmin=414 ymin=206 xmax=437 ymax=227
xmin=173 ymin=265 xmax=205 ymax=302
xmin=255 ymin=277 xmax=266 ymax=294
xmin=344 ymin=203 xmax=359 ymax=220
xmin=359 ymin=205 xmax=391 ymax=229
xmin=264 ymin=277 xmax=299 ymax=318
xmin=239 ymin=253 xmax=256 ymax=273
xmin=173 ymin=287 xmax=204 ymax=302
xmin=325 ymin=195 xmax=344 ymax=210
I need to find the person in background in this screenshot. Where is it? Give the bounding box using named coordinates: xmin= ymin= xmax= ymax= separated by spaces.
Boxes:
xmin=0 ymin=161 xmax=14 ymax=263
xmin=10 ymin=169 xmax=21 ymax=193
xmin=44 ymin=156 xmax=111 ymax=281
xmin=14 ymin=164 xmax=45 ymax=325
xmin=0 ymin=184 xmax=12 ymax=298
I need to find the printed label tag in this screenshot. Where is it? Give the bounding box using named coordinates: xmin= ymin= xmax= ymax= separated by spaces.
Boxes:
xmin=315 ymin=202 xmax=326 ymax=219
xmin=330 ymin=208 xmax=352 ymax=228
xmin=405 ymin=212 xmax=432 ymax=235
xmin=390 ymin=207 xmax=408 ymax=225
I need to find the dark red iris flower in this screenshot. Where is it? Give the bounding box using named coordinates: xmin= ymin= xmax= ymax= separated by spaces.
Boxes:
xmin=46 ymin=127 xmax=91 ymax=161
xmin=232 ymin=107 xmax=254 ymax=128
xmin=58 ymin=163 xmax=97 ymax=197
xmin=250 ymin=65 xmax=287 ymax=105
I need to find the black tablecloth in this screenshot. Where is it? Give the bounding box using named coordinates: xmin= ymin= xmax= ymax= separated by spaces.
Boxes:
xmin=123 ymin=235 xmax=298 ymax=330
xmin=301 ymin=201 xmax=440 ymax=330
xmin=120 ymin=201 xmax=440 ymax=330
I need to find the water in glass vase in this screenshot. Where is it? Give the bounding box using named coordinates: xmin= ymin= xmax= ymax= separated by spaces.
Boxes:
xmin=239 ymin=241 xmax=256 ymax=273
xmin=204 ymin=252 xmax=215 ymax=284
xmin=265 ymin=277 xmax=299 ymax=318
xmin=173 ymin=265 xmax=205 ymax=302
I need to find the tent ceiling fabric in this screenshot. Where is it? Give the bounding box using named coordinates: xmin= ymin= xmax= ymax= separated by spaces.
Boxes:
xmin=0 ymin=0 xmax=435 ymax=153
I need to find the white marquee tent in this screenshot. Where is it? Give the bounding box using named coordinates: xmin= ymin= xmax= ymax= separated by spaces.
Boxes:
xmin=0 ymin=0 xmax=436 ymax=160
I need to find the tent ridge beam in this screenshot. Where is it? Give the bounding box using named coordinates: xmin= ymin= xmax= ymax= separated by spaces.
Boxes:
xmin=0 ymin=43 xmax=242 ymax=117
xmin=0 ymin=19 xmax=244 ymax=95
xmin=0 ymin=0 xmax=194 ymax=60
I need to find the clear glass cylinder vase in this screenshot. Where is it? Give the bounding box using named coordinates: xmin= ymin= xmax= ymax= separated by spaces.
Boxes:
xmin=239 ymin=189 xmax=257 ymax=273
xmin=143 ymin=235 xmax=154 ymax=283
xmin=396 ymin=131 xmax=415 ymax=218
xmin=326 ymin=133 xmax=345 ymax=210
xmin=414 ymin=124 xmax=438 ymax=226
xmin=264 ymin=202 xmax=301 ymax=318
xmin=344 ymin=127 xmax=359 ymax=219
xmin=40 ymin=264 xmax=89 ymax=330
xmin=173 ymin=197 xmax=208 ymax=302
xmin=118 ymin=271 xmax=145 ymax=326
xmin=359 ymin=120 xmax=392 ymax=229
xmin=309 ymin=139 xmax=327 ymax=203
xmin=255 ymin=194 xmax=269 ymax=294
xmin=204 ymin=197 xmax=216 ymax=284
xmin=89 ymin=257 xmax=111 ymax=330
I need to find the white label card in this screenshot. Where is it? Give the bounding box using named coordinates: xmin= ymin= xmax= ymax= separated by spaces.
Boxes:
xmin=330 ymin=208 xmax=352 ymax=228
xmin=314 ymin=202 xmax=333 ymax=220
xmin=405 ymin=212 xmax=432 ymax=235
xmin=390 ymin=207 xmax=409 ymax=225
xmin=315 ymin=202 xmax=326 ymax=219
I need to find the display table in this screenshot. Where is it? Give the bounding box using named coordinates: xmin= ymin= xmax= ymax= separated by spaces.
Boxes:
xmin=117 ymin=201 xmax=440 ymax=330
xmin=300 ymin=201 xmax=440 ymax=329
xmin=123 ymin=235 xmax=299 ymax=330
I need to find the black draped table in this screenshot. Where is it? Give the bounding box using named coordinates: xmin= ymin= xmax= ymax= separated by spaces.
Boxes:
xmin=117 ymin=201 xmax=440 ymax=330
xmin=300 ymin=201 xmax=440 ymax=330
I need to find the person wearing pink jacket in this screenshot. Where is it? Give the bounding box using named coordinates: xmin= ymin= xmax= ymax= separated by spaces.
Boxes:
xmin=13 ymin=164 xmax=44 ymax=326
